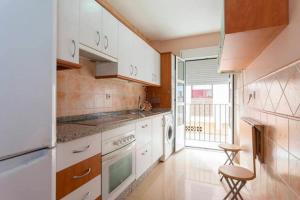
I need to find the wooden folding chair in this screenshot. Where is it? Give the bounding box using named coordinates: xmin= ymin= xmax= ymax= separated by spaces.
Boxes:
xmin=219 ymin=144 xmax=241 ymax=166
xmin=219 ymin=119 xmax=257 ymax=200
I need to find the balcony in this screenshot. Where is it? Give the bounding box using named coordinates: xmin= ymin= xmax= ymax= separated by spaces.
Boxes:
xmin=185 ymin=103 xmax=232 ymax=149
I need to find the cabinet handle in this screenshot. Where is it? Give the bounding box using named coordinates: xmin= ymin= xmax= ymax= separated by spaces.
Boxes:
xmin=104 ymin=35 xmax=109 ymax=50
xmin=71 ymin=40 xmax=76 ymax=58
xmin=130 ymin=65 xmax=133 ymax=75
xmin=134 ymin=66 xmax=138 ymax=76
xmin=72 ymin=145 xmax=90 ymax=154
xmin=141 ymin=124 xmax=148 ymax=128
xmin=82 ymin=192 xmax=91 ymax=200
xmin=72 ymin=168 xmax=91 ymax=179
xmin=96 ymin=31 xmax=100 ymax=46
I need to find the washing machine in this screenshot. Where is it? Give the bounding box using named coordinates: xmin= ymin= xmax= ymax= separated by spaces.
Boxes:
xmin=160 ymin=113 xmax=174 ymax=161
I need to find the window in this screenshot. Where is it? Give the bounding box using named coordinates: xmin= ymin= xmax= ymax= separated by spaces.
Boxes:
xmin=191 ymin=85 xmax=213 ymax=99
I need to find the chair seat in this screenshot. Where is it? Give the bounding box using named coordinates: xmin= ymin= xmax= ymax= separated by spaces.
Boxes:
xmin=218 ymin=143 xmax=241 ymax=152
xmin=219 ymin=165 xmax=254 ymax=181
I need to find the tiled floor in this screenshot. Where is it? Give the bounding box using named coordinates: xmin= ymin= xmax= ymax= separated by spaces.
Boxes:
xmin=126 ymin=148 xmax=251 ymax=200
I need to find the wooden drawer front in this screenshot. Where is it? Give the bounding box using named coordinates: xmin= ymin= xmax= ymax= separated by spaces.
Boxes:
xmin=57 ymin=134 xmax=101 ymax=171
xmin=136 ymin=119 xmax=152 ymax=149
xmin=57 ymin=154 xmax=101 ymax=200
xmin=61 ymin=175 xmax=101 ymax=200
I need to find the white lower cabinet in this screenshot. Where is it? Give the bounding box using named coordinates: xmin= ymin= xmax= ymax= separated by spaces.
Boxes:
xmin=135 ymin=114 xmax=165 ymax=179
xmin=56 ymin=133 xmax=101 ymax=172
xmin=135 ymin=119 xmax=152 ymax=149
xmin=61 ymin=175 xmax=101 ymax=200
xmin=151 ymin=115 xmax=164 ymax=163
xmin=136 ymin=143 xmax=152 ymax=179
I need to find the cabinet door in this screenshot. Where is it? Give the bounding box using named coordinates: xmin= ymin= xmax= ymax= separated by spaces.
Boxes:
xmin=118 ymin=23 xmax=134 ymax=77
xmin=136 ymin=143 xmax=152 ymax=178
xmin=136 ymin=119 xmax=152 ymax=149
xmin=57 ymin=0 xmax=80 ymax=64
xmin=151 ymin=115 xmax=164 ymax=163
xmin=133 ymin=37 xmax=147 ymax=81
xmin=102 ymin=9 xmax=118 ymax=59
xmin=79 ymin=0 xmax=102 ymax=52
xmin=144 ymin=44 xmax=154 ymax=84
xmin=153 ymin=50 xmax=161 ymax=85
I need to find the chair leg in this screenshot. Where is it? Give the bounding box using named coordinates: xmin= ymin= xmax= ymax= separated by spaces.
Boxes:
xmin=223 ymin=177 xmax=240 ymax=200
xmin=229 ymin=178 xmax=243 ymax=200
xmin=223 ymin=176 xmax=246 ymax=200
xmin=231 ymin=181 xmax=246 ymax=200
xmin=224 ymin=151 xmax=231 ymax=165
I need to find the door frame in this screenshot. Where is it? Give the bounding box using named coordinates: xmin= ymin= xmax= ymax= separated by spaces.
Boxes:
xmin=183 ymin=57 xmax=235 ymax=148
xmin=174 ymin=56 xmax=186 ymax=152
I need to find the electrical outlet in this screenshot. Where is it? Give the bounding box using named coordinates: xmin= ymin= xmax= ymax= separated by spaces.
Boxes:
xmin=104 ymin=90 xmax=112 ymax=108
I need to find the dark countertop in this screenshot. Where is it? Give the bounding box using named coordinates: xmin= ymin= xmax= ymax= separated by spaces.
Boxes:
xmin=56 ymin=109 xmax=171 ymax=143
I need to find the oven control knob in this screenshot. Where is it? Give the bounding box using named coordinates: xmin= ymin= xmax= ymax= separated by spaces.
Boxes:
xmin=114 ymin=140 xmax=121 ymax=146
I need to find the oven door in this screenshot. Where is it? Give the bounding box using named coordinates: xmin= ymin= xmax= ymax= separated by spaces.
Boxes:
xmin=102 ymin=142 xmax=136 ymax=200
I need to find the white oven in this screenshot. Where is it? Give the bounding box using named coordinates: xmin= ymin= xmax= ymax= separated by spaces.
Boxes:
xmin=102 ymin=126 xmax=136 ymax=200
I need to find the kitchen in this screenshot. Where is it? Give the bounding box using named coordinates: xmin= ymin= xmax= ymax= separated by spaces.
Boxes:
xmin=1 ymin=0 xmax=300 ymax=200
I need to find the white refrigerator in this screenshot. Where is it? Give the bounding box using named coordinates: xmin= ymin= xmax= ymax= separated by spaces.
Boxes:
xmin=0 ymin=1 xmax=57 ymax=200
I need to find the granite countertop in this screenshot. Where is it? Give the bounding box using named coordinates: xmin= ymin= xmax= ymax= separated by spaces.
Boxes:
xmin=56 ymin=109 xmax=171 ymax=143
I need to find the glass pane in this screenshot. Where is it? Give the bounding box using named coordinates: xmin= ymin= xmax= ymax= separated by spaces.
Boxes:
xmin=176 ymin=83 xmax=184 ymax=102
xmin=177 ymin=59 xmax=184 ymax=81
xmin=177 ymin=105 xmax=184 ymax=126
xmin=109 ymin=154 xmax=132 ymax=193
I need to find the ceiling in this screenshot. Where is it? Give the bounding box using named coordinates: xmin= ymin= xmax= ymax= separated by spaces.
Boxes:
xmin=108 ymin=0 xmax=222 ymax=41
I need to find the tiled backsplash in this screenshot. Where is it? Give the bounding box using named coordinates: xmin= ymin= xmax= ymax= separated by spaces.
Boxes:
xmin=57 ymin=57 xmax=146 ymax=117
xmin=235 ymin=61 xmax=300 ymax=199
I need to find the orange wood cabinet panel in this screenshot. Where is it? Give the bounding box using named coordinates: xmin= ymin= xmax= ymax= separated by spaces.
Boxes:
xmin=146 ymin=53 xmax=172 ymax=108
xmin=219 ymin=0 xmax=289 ymax=72
xmin=57 ymin=59 xmax=81 ymax=70
xmin=224 ymin=0 xmax=289 ymax=34
xmin=56 ymin=154 xmax=101 ymax=200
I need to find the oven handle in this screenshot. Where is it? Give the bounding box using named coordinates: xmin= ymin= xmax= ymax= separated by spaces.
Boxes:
xmin=103 ymin=142 xmax=135 ymax=162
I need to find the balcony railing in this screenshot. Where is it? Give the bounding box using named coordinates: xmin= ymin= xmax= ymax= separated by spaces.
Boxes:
xmin=185 ymin=104 xmax=231 ymax=147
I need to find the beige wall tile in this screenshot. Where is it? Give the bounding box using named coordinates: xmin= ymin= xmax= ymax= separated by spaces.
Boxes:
xmin=56 ymin=58 xmax=145 ymax=117
xmin=276 ymin=145 xmax=289 ymax=183
xmin=289 ymin=119 xmax=300 ymax=159
xmin=284 ymin=69 xmax=300 ymax=114
xmin=275 ymin=116 xmax=289 ymax=150
xmin=289 ymin=154 xmax=300 ymax=197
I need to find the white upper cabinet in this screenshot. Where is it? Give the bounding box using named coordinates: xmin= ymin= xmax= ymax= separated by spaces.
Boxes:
xmin=118 ymin=23 xmax=134 ymax=78
xmin=75 ymin=0 xmax=160 ymax=85
xmin=133 ymin=36 xmax=147 ymax=81
xmin=57 ymin=0 xmax=80 ymax=64
xmin=116 ymin=23 xmax=160 ymax=85
xmin=153 ymin=50 xmax=161 ymax=85
xmin=79 ymin=0 xmax=102 ymax=52
xmin=101 ymin=9 xmax=118 ymax=59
